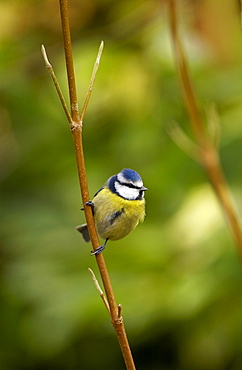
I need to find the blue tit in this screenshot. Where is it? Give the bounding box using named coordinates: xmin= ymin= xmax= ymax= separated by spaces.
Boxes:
xmin=76 ymin=168 xmax=147 ymax=255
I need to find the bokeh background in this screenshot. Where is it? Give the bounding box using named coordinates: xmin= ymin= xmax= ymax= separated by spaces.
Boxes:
xmin=1 ymin=0 xmax=242 ymax=369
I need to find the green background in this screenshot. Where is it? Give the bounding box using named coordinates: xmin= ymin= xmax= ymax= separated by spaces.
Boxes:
xmin=1 ymin=0 xmax=242 ymax=369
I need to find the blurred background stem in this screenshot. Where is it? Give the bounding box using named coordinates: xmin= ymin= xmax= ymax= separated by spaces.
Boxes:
xmin=168 ymin=0 xmax=242 ymax=257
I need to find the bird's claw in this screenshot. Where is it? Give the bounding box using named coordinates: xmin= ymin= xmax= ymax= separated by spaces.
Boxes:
xmin=91 ymin=239 xmax=108 ymax=256
xmin=81 ymin=201 xmax=94 ymax=214
xmin=91 ymin=244 xmax=105 ymax=256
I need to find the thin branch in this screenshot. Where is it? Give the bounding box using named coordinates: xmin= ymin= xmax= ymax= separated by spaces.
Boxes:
xmin=42 ymin=1 xmax=137 ymax=369
xmin=41 ymin=45 xmax=72 ymax=124
xmin=88 ymin=268 xmax=110 ymax=313
xmin=168 ymin=0 xmax=242 ymax=256
xmin=59 ymin=0 xmax=79 ymax=121
xmin=169 ymin=0 xmax=205 ymax=144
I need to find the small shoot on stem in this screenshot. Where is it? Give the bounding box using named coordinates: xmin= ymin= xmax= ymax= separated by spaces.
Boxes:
xmin=41 ymin=41 xmax=104 ymax=129
xmin=204 ymin=103 xmax=221 ymax=148
xmin=41 ymin=45 xmax=72 ymax=124
xmin=167 ymin=121 xmax=202 ymax=162
xmin=118 ymin=304 xmax=123 ymax=320
xmin=80 ymin=41 xmax=104 ymax=123
xmin=88 ymin=268 xmax=110 ymax=313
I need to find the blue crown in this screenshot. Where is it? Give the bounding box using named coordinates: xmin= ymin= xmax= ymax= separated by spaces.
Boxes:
xmin=120 ymin=168 xmax=142 ymax=182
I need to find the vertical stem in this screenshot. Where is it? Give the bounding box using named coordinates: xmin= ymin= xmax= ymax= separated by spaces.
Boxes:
xmin=169 ymin=0 xmax=205 ymax=143
xmin=59 ymin=0 xmax=79 ymax=121
xmin=168 ymin=0 xmax=242 ymax=256
xmin=59 ymin=0 xmax=119 ymax=321
xmin=202 ymin=148 xmax=242 ymax=254
xmin=58 ymin=1 xmax=136 ymax=368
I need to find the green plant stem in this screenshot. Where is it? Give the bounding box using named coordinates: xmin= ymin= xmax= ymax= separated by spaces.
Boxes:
xmin=168 ymin=0 xmax=242 ymax=256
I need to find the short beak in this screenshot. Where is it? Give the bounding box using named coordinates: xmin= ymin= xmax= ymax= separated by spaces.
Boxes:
xmin=141 ymin=186 xmax=148 ymax=191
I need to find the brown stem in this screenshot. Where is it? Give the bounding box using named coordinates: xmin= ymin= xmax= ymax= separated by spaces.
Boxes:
xmin=58 ymin=1 xmax=136 ymax=368
xmin=59 ymin=0 xmax=79 ymax=121
xmin=168 ymin=0 xmax=242 ymax=256
xmin=202 ymin=147 xmax=242 ymax=252
xmin=169 ymin=0 xmax=205 ymax=143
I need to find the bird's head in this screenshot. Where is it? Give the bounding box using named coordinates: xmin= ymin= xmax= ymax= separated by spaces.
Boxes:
xmin=108 ymin=168 xmax=147 ymax=200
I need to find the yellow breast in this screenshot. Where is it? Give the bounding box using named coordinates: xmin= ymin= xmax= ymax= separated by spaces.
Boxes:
xmin=93 ymin=188 xmax=145 ymax=241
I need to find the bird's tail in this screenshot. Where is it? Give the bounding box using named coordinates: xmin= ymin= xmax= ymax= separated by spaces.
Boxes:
xmin=76 ymin=224 xmax=90 ymax=242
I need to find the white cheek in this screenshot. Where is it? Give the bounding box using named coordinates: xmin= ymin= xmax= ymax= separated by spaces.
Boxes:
xmin=115 ymin=182 xmax=139 ymax=200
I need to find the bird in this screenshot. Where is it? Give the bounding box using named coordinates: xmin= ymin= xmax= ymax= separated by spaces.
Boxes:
xmin=76 ymin=168 xmax=147 ymax=255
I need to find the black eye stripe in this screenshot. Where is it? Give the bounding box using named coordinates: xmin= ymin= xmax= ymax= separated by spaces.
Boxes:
xmin=117 ymin=180 xmax=142 ymax=190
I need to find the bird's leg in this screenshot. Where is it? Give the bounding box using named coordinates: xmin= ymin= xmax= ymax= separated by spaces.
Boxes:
xmin=91 ymin=238 xmax=109 ymax=256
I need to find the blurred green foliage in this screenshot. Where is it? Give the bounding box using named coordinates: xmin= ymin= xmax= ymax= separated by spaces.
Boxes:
xmin=1 ymin=0 xmax=242 ymax=369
